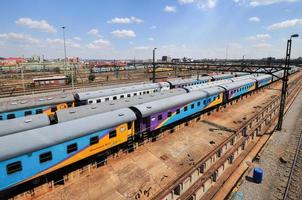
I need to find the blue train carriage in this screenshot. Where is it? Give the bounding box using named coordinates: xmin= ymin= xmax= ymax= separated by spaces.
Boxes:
xmin=0 ymin=94 xmax=74 ymax=121
xmin=166 ymin=76 xmax=212 ymax=89
xmin=210 ymin=74 xmax=234 ymax=81
xmin=130 ymin=89 xmax=224 ymax=134
xmin=0 ymin=108 xmax=136 ymax=192
xmin=218 ymin=79 xmax=256 ymax=101
xmin=253 ymin=74 xmax=272 ymax=88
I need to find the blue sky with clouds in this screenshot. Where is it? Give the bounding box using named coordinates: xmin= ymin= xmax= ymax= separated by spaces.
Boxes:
xmin=0 ymin=0 xmax=301 ymax=59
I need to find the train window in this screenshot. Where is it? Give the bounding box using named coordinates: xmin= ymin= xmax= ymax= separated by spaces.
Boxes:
xmin=184 ymin=106 xmax=188 ymax=111
xmin=134 ymin=93 xmax=137 ymax=96
xmin=88 ymin=100 xmax=93 ymax=104
xmin=90 ymin=136 xmax=99 ymax=145
xmin=139 ymin=92 xmax=142 ymax=95
xmin=67 ymin=143 xmax=78 ymax=154
xmin=213 ymin=97 xmax=216 ymax=101
xmin=197 ymin=102 xmax=201 ymax=106
xmin=36 ymin=109 xmax=43 ymax=114
xmin=120 ymin=95 xmax=124 ymax=99
xmin=96 ymin=99 xmax=101 ymax=103
xmin=127 ymin=94 xmax=131 ymax=97
xmin=24 ymin=110 xmax=32 ymax=116
xmin=203 ymin=100 xmax=207 ymax=105
xmin=39 ymin=152 xmax=52 ymax=163
xmin=176 ymin=109 xmax=180 ymax=114
xmin=0 ymin=115 xmax=2 ymax=120
xmin=191 ymin=104 xmax=195 ymax=109
xmin=105 ymin=98 xmax=110 ymax=101
xmin=127 ymin=122 xmax=132 ymax=129
xmin=6 ymin=161 xmax=22 ymax=175
xmin=7 ymin=113 xmax=15 ymax=119
xmin=51 ymin=107 xmax=57 ymax=112
xmin=109 ymin=130 xmax=117 ymax=139
xmin=143 ymin=91 xmax=146 ymax=94
xmin=147 ymin=91 xmax=150 ymax=94
xmin=168 ymin=112 xmax=172 ymax=117
xmin=113 ymin=96 xmax=117 ymax=100
xmin=158 ymin=114 xmax=163 ymax=120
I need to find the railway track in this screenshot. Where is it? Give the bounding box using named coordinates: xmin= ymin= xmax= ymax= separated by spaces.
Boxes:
xmin=282 ymin=129 xmax=302 ymax=200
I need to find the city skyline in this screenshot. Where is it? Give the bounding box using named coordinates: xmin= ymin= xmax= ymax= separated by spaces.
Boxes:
xmin=0 ymin=0 xmax=302 ymax=59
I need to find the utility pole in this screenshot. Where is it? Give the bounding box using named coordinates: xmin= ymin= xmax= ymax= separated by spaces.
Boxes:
xmin=62 ymin=26 xmax=74 ymax=90
xmin=152 ymin=48 xmax=157 ymax=83
xmin=277 ymin=34 xmax=299 ymax=131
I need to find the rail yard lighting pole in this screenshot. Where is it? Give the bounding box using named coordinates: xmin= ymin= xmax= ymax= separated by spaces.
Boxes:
xmin=62 ymin=26 xmax=74 ymax=91
xmin=152 ymin=48 xmax=157 ymax=83
xmin=277 ymin=34 xmax=299 ymax=131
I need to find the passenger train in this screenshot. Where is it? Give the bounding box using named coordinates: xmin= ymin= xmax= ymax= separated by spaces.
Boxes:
xmin=0 ymin=67 xmax=300 ymax=194
xmin=0 ymin=73 xmax=239 ymax=121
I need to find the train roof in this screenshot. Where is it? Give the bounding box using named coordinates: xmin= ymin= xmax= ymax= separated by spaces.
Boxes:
xmin=185 ymin=79 xmax=233 ymax=91
xmin=0 ymin=108 xmax=136 ymax=162
xmin=56 ymin=88 xmax=186 ymax=123
xmin=252 ymin=74 xmax=272 ymax=81
xmin=0 ymin=93 xmax=74 ymax=113
xmin=0 ymin=114 xmax=50 ymax=137
xmin=218 ymin=78 xmax=256 ymax=90
xmin=167 ymin=76 xmax=211 ymax=85
xmin=74 ymin=83 xmax=164 ymax=101
xmin=211 ymin=74 xmax=234 ymax=79
xmin=199 ymin=86 xmax=226 ymax=96
xmin=131 ymin=91 xmax=208 ymax=118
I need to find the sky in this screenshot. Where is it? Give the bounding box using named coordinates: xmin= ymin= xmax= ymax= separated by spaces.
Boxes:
xmin=0 ymin=0 xmax=302 ymax=60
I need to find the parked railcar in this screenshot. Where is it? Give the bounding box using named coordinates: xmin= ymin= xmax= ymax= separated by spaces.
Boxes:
xmin=218 ymin=79 xmax=256 ymax=100
xmin=253 ymin=74 xmax=272 ymax=88
xmin=210 ymin=74 xmax=234 ymax=81
xmin=0 ymin=108 xmax=136 ymax=191
xmin=0 ymin=94 xmax=74 ymax=121
xmin=74 ymin=82 xmax=170 ymax=106
xmin=167 ymin=77 xmax=211 ymax=89
xmin=130 ymin=90 xmax=223 ymax=133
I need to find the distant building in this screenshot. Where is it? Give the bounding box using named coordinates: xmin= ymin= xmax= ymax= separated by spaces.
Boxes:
xmin=162 ymin=56 xmax=171 ymax=62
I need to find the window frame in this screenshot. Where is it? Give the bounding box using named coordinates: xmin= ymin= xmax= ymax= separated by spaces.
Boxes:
xmin=39 ymin=151 xmax=53 ymax=163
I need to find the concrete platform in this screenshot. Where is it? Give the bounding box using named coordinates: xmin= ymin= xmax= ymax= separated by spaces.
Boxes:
xmin=36 ymin=81 xmax=285 ymax=200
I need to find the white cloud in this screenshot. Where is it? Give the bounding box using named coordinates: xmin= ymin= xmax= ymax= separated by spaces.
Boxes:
xmin=15 ymin=17 xmax=57 ymax=34
xmin=107 ymin=16 xmax=143 ymax=24
xmin=0 ymin=32 xmax=39 ymax=44
xmin=248 ymin=34 xmax=271 ymax=41
xmin=134 ymin=46 xmax=152 ymax=50
xmin=164 ymin=5 xmax=177 ymax=13
xmin=197 ymin=0 xmax=218 ymax=10
xmin=179 ymin=0 xmax=195 ymax=4
xmin=249 ymin=16 xmax=260 ymax=22
xmin=73 ymin=37 xmax=81 ymax=41
xmin=250 ymin=0 xmax=301 ymax=7
xmin=111 ymin=29 xmax=136 ymax=38
xmin=267 ymin=18 xmax=302 ymax=30
xmin=87 ymin=39 xmax=111 ymax=49
xmin=148 ymin=37 xmax=154 ymax=41
xmin=253 ymin=43 xmax=272 ymax=48
xmin=87 ymin=28 xmax=101 ymax=37
xmin=150 ymin=25 xmax=157 ymax=29
xmin=46 ymin=38 xmax=80 ymax=48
